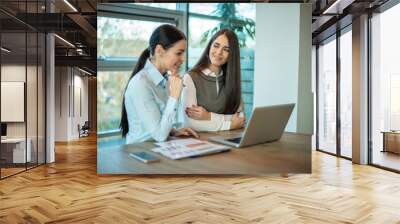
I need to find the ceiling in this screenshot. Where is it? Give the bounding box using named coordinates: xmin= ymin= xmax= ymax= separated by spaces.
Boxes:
xmin=0 ymin=0 xmax=96 ymax=75
xmin=311 ymin=0 xmax=390 ymax=44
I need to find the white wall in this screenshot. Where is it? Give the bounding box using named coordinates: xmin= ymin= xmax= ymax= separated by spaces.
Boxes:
xmin=254 ymin=3 xmax=313 ymax=134
xmin=55 ymin=67 xmax=89 ymax=141
xmin=55 ymin=66 xmax=69 ymax=141
xmin=1 ymin=82 xmax=25 ymax=122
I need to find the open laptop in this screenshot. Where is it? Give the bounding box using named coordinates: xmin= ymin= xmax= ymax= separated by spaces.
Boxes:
xmin=208 ymin=103 xmax=295 ymax=148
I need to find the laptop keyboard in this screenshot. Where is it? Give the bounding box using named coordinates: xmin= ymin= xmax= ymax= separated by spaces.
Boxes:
xmin=227 ymin=137 xmax=242 ymax=144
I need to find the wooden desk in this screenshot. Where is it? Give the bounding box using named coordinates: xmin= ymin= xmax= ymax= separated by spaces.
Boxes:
xmin=1 ymin=138 xmax=32 ymax=167
xmin=382 ymin=131 xmax=400 ymax=154
xmin=1 ymin=138 xmax=32 ymax=163
xmin=97 ymin=131 xmax=311 ymax=175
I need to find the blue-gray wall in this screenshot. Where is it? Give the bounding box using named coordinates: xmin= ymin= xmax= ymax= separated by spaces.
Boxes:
xmin=254 ymin=3 xmax=313 ymax=134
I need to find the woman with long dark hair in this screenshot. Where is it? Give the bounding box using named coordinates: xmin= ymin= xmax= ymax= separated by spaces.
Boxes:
xmin=121 ymin=24 xmax=198 ymax=143
xmin=181 ymin=29 xmax=245 ymax=131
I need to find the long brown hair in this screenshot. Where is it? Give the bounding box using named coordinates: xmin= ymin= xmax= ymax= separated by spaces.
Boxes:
xmin=120 ymin=24 xmax=186 ymax=137
xmin=190 ymin=29 xmax=241 ymax=114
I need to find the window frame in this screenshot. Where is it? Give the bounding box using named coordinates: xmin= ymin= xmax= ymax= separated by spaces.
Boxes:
xmin=368 ymin=1 xmax=400 ymax=173
xmin=338 ymin=25 xmax=353 ymax=158
xmin=315 ymin=24 xmax=353 ymax=161
xmin=97 ymin=3 xmax=187 ymax=72
xmin=315 ymin=1 xmax=400 ymax=171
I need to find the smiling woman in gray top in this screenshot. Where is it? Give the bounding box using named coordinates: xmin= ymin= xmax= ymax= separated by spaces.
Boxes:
xmin=181 ymin=29 xmax=245 ymax=132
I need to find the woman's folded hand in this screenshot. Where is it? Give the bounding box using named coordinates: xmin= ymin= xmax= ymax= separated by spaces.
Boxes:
xmin=230 ymin=113 xmax=245 ymax=130
xmin=185 ymin=105 xmax=211 ymax=120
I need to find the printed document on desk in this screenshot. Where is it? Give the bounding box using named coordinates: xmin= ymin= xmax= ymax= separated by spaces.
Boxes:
xmin=151 ymin=138 xmax=230 ymax=160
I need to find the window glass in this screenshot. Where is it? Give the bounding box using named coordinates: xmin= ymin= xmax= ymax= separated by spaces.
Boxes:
xmin=371 ymin=3 xmax=400 ymax=171
xmin=340 ymin=30 xmax=352 ymax=158
xmin=318 ymin=37 xmax=337 ymax=154
xmin=98 ymin=17 xmax=171 ymax=58
xmin=189 ymin=3 xmax=255 ymax=19
xmin=97 ymin=16 xmax=174 ymax=134
xmin=97 ymin=71 xmax=131 ymax=133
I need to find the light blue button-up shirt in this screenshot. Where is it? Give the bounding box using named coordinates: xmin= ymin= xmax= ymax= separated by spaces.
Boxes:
xmin=124 ymin=59 xmax=179 ymax=144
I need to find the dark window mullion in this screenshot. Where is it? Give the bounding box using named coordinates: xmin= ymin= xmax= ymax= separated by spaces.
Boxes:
xmin=336 ymin=30 xmax=341 ymax=157
xmin=25 ymin=0 xmax=28 ymax=171
xmin=367 ymin=11 xmax=373 ymax=165
xmin=36 ymin=0 xmax=39 ymax=167
xmin=316 ymin=45 xmax=320 ymax=150
xmin=44 ymin=0 xmax=48 ymax=164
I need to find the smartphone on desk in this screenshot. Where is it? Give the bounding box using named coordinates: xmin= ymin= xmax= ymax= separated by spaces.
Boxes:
xmin=129 ymin=151 xmax=160 ymax=163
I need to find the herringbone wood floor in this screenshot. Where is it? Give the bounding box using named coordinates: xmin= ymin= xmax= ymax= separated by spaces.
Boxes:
xmin=1 ymin=135 xmax=400 ymax=224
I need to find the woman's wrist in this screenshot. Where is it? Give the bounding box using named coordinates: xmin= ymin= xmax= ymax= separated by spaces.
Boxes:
xmin=170 ymin=92 xmax=180 ymax=100
xmin=170 ymin=128 xmax=177 ymax=136
xmin=206 ymin=111 xmax=211 ymax=120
